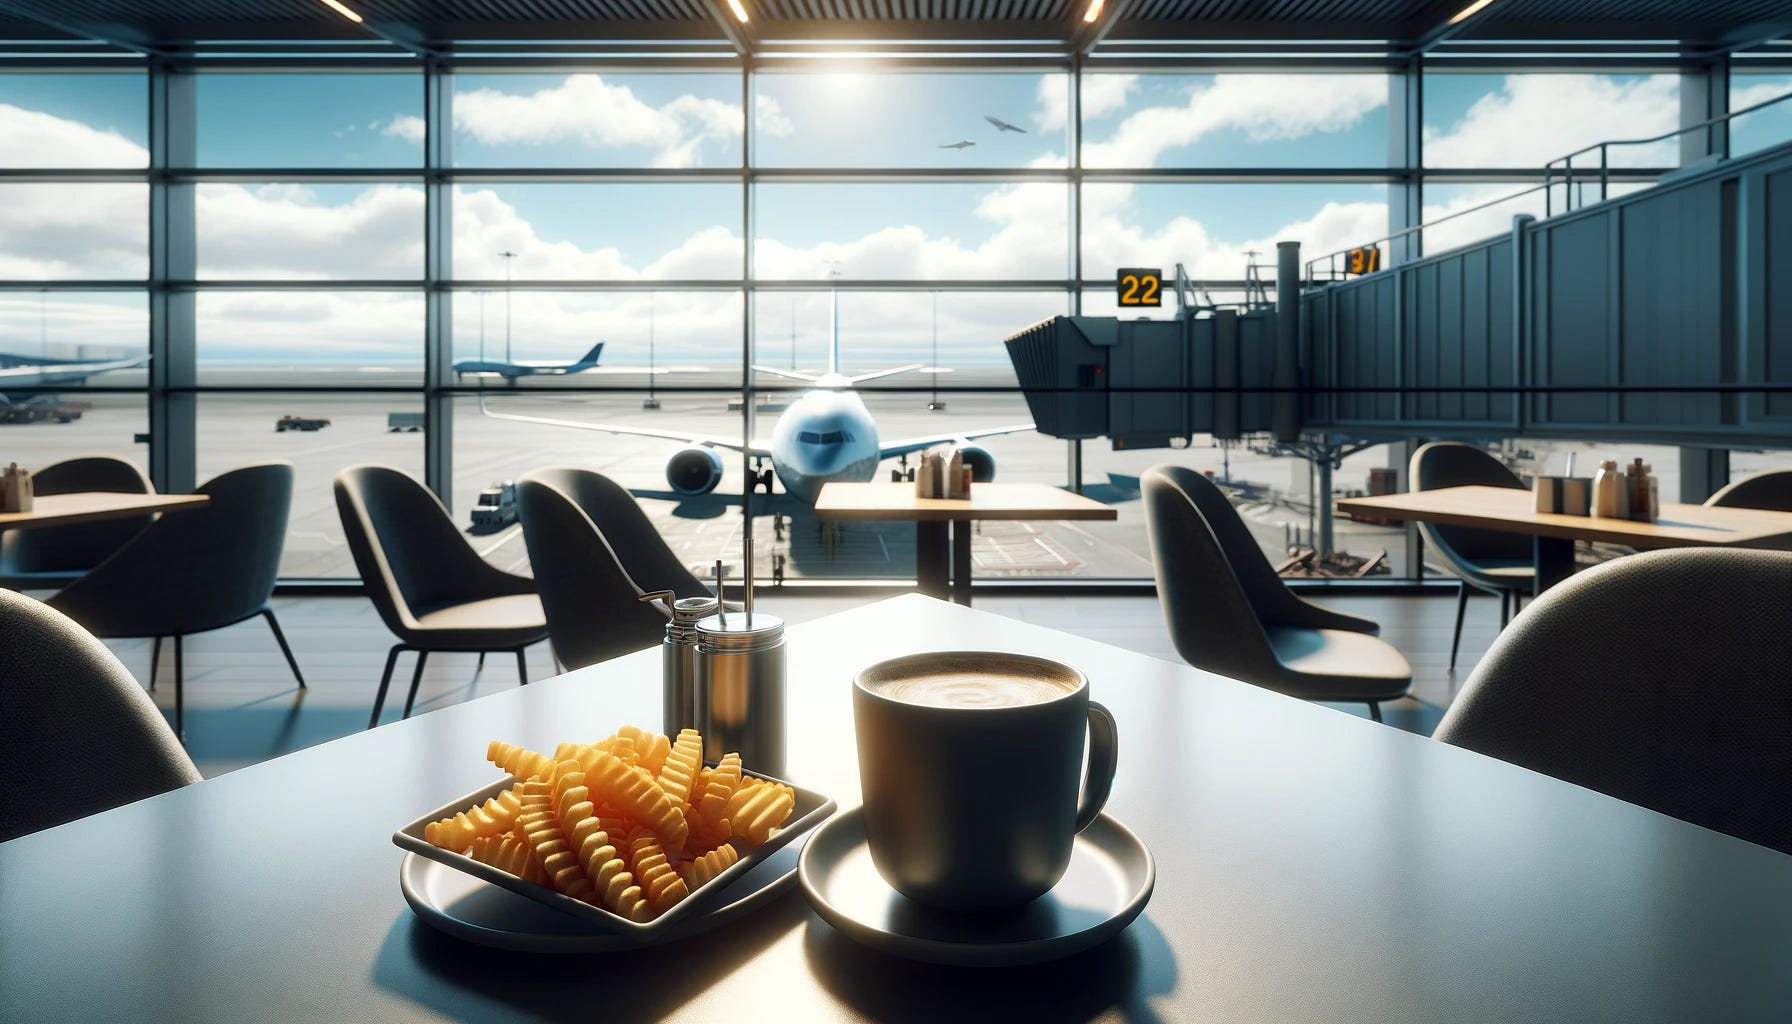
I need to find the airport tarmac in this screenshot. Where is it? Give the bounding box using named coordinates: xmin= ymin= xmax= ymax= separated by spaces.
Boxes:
xmin=5 ymin=372 xmax=1785 ymax=583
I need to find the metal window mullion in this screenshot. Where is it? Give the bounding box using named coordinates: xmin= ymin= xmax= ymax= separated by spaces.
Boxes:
xmin=424 ymin=62 xmax=455 ymax=507
xmin=148 ymin=63 xmax=197 ymax=496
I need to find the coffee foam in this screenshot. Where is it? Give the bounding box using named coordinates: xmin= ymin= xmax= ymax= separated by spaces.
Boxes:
xmin=861 ymin=655 xmax=1080 ymax=709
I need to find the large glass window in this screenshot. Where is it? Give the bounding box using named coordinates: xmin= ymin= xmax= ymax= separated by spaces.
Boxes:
xmin=753 ymin=71 xmax=1069 ymax=168
xmin=195 ymin=291 xmax=423 ymax=384
xmin=1080 ymin=73 xmax=1389 ymax=169
xmin=450 ymin=73 xmax=743 ymax=168
xmin=195 ymin=183 xmax=424 ymax=280
xmin=1422 ymin=73 xmax=1679 ymax=169
xmin=0 ymin=184 xmax=147 ymax=279
xmin=0 ymin=74 xmax=146 ymax=167
xmin=194 ymin=73 xmax=422 ymax=167
xmin=1729 ymin=73 xmax=1792 ymax=158
xmin=451 ymin=184 xmax=741 ymax=280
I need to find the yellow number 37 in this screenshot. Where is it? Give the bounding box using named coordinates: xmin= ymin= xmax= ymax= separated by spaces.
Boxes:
xmin=1117 ymin=268 xmax=1162 ymax=307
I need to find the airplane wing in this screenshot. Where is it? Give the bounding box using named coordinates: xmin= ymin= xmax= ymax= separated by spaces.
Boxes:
xmin=750 ymin=364 xmax=822 ymax=383
xmin=477 ymin=395 xmax=774 ymax=458
xmin=878 ymin=422 xmax=1036 ymax=460
xmin=846 ymin=363 xmax=925 ymax=385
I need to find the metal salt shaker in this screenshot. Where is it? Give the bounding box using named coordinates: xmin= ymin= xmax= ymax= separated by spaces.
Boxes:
xmin=641 ymin=590 xmax=718 ymax=736
xmin=694 ymin=541 xmax=786 ymax=776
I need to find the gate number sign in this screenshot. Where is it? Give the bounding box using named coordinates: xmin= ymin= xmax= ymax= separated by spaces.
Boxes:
xmin=1117 ymin=268 xmax=1162 ymax=307
xmin=1344 ymin=246 xmax=1382 ymax=275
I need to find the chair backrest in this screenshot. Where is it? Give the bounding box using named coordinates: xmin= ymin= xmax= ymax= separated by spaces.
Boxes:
xmin=521 ymin=466 xmax=710 ymax=600
xmin=1409 ymin=442 xmax=1533 ymax=566
xmin=0 ymin=589 xmax=200 ymax=842
xmin=517 ymin=470 xmax=672 ymax=670
xmin=1706 ymin=468 xmax=1792 ymax=513
xmin=1142 ymin=466 xmax=1280 ymax=681
xmin=0 ymin=455 xmax=154 ymax=576
xmin=334 ymin=465 xmax=528 ymax=637
xmin=1434 ymin=547 xmax=1792 ymax=855
xmin=46 ymin=463 xmax=292 ymax=637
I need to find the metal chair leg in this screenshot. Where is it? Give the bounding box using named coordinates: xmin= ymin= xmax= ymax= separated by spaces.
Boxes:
xmin=1368 ymin=701 xmax=1382 ymax=723
xmin=173 ymin=634 xmax=185 ymax=743
xmin=149 ymin=636 xmax=161 ymax=690
xmin=477 ymin=652 xmax=486 ymax=671
xmin=369 ymin=645 xmax=403 ymax=729
xmin=402 ymin=650 xmax=430 ymax=719
xmin=516 ymin=648 xmax=528 ymax=686
xmin=1499 ymin=590 xmax=1511 ymax=629
xmin=1449 ymin=580 xmax=1469 ymax=670
xmin=261 ymin=607 xmax=305 ymax=688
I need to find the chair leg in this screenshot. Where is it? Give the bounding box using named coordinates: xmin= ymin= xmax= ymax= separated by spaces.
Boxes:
xmin=261 ymin=607 xmax=305 ymax=689
xmin=516 ymin=648 xmax=528 ymax=686
xmin=1367 ymin=701 xmax=1382 ymax=723
xmin=173 ymin=634 xmax=185 ymax=743
xmin=1499 ymin=590 xmax=1511 ymax=629
xmin=369 ymin=645 xmax=403 ymax=730
xmin=149 ymin=636 xmax=161 ymax=691
xmin=402 ymin=650 xmax=431 ymax=719
xmin=477 ymin=652 xmax=486 ymax=671
xmin=1449 ymin=580 xmax=1469 ymax=671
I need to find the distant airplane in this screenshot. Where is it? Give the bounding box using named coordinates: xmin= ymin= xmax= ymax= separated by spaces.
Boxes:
xmin=984 ymin=115 xmax=1027 ymax=133
xmin=454 ymin=342 xmax=605 ymax=383
xmin=939 ymin=140 xmax=976 ymax=149
xmin=480 ymin=302 xmax=1032 ymax=506
xmin=0 ymin=351 xmax=148 ymax=391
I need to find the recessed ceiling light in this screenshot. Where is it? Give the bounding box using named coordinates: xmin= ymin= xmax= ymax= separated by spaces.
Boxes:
xmin=1447 ymin=0 xmax=1496 ymax=25
xmin=318 ymin=0 xmax=364 ymax=23
xmin=727 ymin=0 xmax=750 ymax=22
xmin=1082 ymin=0 xmax=1104 ymax=23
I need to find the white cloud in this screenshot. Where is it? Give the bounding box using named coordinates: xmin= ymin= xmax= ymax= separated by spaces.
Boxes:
xmin=1082 ymin=74 xmax=1386 ymax=168
xmin=1732 ymin=80 xmax=1792 ymax=113
xmin=0 ymin=183 xmax=147 ymax=278
xmin=755 ymin=95 xmax=794 ymax=138
xmin=195 ymin=184 xmax=425 ymax=280
xmin=449 ymin=75 xmax=744 ymax=168
xmin=1036 ymin=74 xmax=1135 ymax=134
xmin=1423 ymin=74 xmax=1678 ymax=168
xmin=380 ymin=114 xmax=426 ymax=144
xmin=0 ymin=103 xmax=145 ymax=168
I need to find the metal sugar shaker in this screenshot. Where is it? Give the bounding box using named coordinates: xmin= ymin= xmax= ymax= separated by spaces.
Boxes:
xmin=639 ymin=591 xmax=718 ymax=737
xmin=693 ymin=541 xmax=786 ymax=775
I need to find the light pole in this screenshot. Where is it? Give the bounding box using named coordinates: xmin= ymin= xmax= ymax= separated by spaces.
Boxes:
xmin=498 ymin=250 xmax=517 ymax=363
xmin=643 ymin=292 xmax=660 ymax=410
xmin=927 ymin=290 xmax=945 ymax=411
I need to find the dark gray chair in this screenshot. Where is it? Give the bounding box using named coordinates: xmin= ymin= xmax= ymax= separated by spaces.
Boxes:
xmin=1706 ymin=468 xmax=1792 ymax=513
xmin=1410 ymin=441 xmax=1536 ymax=670
xmin=1434 ymin=547 xmax=1792 ymax=856
xmin=516 ymin=468 xmax=678 ymax=671
xmin=43 ymin=463 xmax=302 ymax=741
xmin=0 ymin=589 xmax=200 ymax=842
xmin=335 ymin=465 xmax=548 ymax=728
xmin=1143 ymin=465 xmax=1410 ymax=721
xmin=0 ymin=455 xmax=155 ymax=590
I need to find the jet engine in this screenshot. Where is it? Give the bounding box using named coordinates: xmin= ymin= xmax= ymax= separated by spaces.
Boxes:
xmin=960 ymin=445 xmax=996 ymax=483
xmin=666 ymin=445 xmax=725 ymax=495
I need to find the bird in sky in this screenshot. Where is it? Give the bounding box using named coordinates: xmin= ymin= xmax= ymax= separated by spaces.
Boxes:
xmin=984 ymin=115 xmax=1027 ymax=133
xmin=939 ymin=139 xmax=976 ymax=149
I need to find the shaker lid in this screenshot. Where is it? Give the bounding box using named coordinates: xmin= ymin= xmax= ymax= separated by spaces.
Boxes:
xmin=694 ymin=611 xmax=784 ymax=647
xmin=672 ymin=596 xmax=719 ymax=622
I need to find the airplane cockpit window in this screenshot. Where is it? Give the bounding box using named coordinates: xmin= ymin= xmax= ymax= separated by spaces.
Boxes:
xmin=798 ymin=430 xmax=855 ymax=445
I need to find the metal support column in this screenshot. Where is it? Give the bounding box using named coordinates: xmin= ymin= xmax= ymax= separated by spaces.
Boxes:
xmin=147 ymin=64 xmax=196 ymax=495
xmin=1066 ymin=439 xmax=1083 ymax=494
xmin=1388 ymin=61 xmax=1423 ymax=263
xmin=1316 ymin=441 xmax=1334 ymax=556
xmin=1680 ymin=57 xmax=1731 ymax=165
xmin=1400 ymin=437 xmax=1423 ymax=577
xmin=423 ymin=63 xmax=454 ymax=506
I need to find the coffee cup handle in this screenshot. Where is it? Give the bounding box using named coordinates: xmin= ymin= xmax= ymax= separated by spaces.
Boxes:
xmin=1074 ymin=700 xmax=1119 ymax=834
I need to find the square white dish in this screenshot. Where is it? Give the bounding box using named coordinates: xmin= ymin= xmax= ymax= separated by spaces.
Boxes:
xmin=394 ymin=766 xmax=835 ymax=936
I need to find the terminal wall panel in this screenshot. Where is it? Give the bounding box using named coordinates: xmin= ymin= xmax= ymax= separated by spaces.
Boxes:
xmin=1186 ymin=317 xmax=1216 ymax=434
xmin=1618 ymin=180 xmax=1727 ymax=430
xmin=1532 ymin=211 xmax=1616 ymax=429
xmin=1107 ymin=319 xmax=1190 ymax=443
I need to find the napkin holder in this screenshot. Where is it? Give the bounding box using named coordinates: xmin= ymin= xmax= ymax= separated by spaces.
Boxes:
xmin=1533 ymin=475 xmax=1589 ymax=517
xmin=0 ymin=463 xmax=32 ymax=513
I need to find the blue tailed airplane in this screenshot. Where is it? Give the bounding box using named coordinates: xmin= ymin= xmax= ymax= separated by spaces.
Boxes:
xmin=454 ymin=342 xmax=605 ymax=383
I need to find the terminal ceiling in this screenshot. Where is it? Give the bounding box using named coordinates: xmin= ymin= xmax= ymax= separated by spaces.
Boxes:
xmin=0 ymin=0 xmax=1788 ymax=58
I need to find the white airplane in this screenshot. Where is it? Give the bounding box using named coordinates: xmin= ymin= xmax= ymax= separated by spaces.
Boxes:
xmin=478 ymin=301 xmax=1033 ymax=506
xmin=0 ymin=351 xmax=148 ymax=389
xmin=984 ymin=115 xmax=1027 ymax=133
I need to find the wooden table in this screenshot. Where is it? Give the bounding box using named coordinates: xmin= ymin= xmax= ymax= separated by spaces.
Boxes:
xmin=814 ymin=482 xmax=1117 ymax=604
xmin=1337 ymin=484 xmax=1792 ymax=592
xmin=3 ymin=594 xmax=1789 ymax=1022
xmin=0 ymin=491 xmax=209 ymax=531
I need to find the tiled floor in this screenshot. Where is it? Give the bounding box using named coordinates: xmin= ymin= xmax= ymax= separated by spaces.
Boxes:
xmin=87 ymin=588 xmax=1506 ymax=778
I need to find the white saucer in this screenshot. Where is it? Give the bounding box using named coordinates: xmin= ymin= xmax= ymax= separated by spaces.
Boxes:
xmin=798 ymin=808 xmax=1154 ymax=967
xmin=400 ymin=844 xmax=800 ymax=953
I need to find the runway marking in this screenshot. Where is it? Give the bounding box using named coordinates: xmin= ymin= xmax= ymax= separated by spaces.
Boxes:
xmin=477 ymin=526 xmax=522 ymax=558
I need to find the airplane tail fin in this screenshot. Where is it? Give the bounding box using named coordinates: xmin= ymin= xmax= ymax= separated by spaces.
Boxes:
xmin=576 ymin=342 xmax=605 ymax=366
